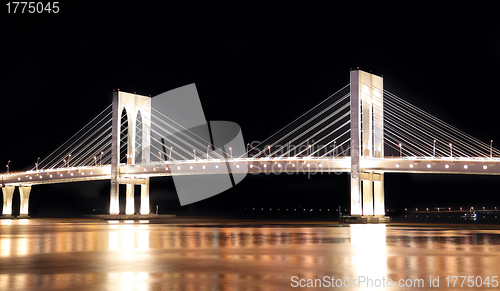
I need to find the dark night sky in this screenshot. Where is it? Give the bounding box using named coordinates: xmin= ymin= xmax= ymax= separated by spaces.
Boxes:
xmin=1 ymin=3 xmax=500 ymax=216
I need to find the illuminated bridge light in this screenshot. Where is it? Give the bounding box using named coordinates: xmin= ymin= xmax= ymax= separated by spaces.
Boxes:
xmin=236 ymin=164 xmax=240 ymax=168
xmin=215 ymin=165 xmax=219 ymax=169
xmin=39 ymin=176 xmax=42 ymax=179
xmin=464 ymin=165 xmax=468 ymax=169
xmin=277 ymin=164 xmax=281 ymax=168
xmin=319 ymin=164 xmax=322 ymax=167
xmin=483 ymin=165 xmax=488 ymax=169
xmin=264 ymin=164 xmax=267 ymax=168
xmin=445 ymin=164 xmax=449 ymax=169
xmin=292 ymin=164 xmax=295 ymax=167
xmin=427 ymin=164 xmax=431 ymax=168
xmin=60 ymin=174 xmax=63 ymax=177
xmin=49 ymin=175 xmax=53 ymax=178
xmin=409 ymin=164 xmax=414 ymax=168
xmin=189 ymin=166 xmax=193 ymax=169
xmin=18 ymin=177 xmax=21 ymax=180
xmin=165 ymin=167 xmax=168 ymax=170
xmin=250 ymin=164 xmax=253 ymax=168
xmin=202 ymin=165 xmax=205 ymax=169
xmin=90 ymin=172 xmax=93 ymax=175
xmin=81 ymin=172 xmax=84 ymax=175
xmin=177 ymin=166 xmax=181 ymax=170
xmin=395 ymin=163 xmax=400 ymax=168
xmin=144 ymin=168 xmax=147 ymax=171
xmin=29 ymin=176 xmax=32 ymax=180
xmin=70 ymin=173 xmax=74 ymax=176
xmin=307 ymin=164 xmax=310 ymax=168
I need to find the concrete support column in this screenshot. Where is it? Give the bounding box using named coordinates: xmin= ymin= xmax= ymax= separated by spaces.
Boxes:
xmin=362 ymin=172 xmax=374 ymax=216
xmin=127 ymin=117 xmax=136 ymax=165
xmin=110 ymin=91 xmax=120 ymax=214
xmin=125 ymin=183 xmax=135 ymax=215
xmin=350 ymin=70 xmax=383 ymax=217
xmin=18 ymin=186 xmax=31 ymax=217
xmin=350 ymin=70 xmax=362 ymax=216
xmin=140 ymin=177 xmax=150 ymax=214
xmin=373 ymin=173 xmax=385 ymax=216
xmin=2 ymin=186 xmax=15 ymax=217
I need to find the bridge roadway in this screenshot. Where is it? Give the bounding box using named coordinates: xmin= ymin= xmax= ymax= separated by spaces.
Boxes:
xmin=2 ymin=157 xmax=500 ymax=186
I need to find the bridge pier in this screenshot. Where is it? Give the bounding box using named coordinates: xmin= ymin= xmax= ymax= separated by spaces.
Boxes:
xmin=140 ymin=177 xmax=150 ymax=214
xmin=2 ymin=186 xmax=15 ymax=218
xmin=110 ymin=90 xmax=151 ymax=215
xmin=18 ymin=186 xmax=31 ymax=218
xmin=350 ymin=69 xmax=386 ymax=217
xmin=120 ymin=178 xmax=150 ymax=215
xmin=361 ymin=173 xmax=385 ymax=217
xmin=362 ymin=173 xmax=374 ymax=216
xmin=125 ymin=183 xmax=135 ymax=215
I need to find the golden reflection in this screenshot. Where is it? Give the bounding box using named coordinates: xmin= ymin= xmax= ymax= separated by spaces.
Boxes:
xmin=1 ymin=238 xmax=10 ymax=257
xmin=350 ymin=224 xmax=387 ymax=283
xmin=18 ymin=219 xmax=29 ymax=225
xmin=108 ymin=223 xmax=150 ymax=251
xmin=1 ymin=219 xmax=12 ymax=225
xmin=16 ymin=237 xmax=28 ymax=256
xmin=2 ymin=221 xmax=500 ymax=290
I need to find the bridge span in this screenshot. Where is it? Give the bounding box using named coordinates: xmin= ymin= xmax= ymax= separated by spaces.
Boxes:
xmin=2 ymin=70 xmax=500 ymax=219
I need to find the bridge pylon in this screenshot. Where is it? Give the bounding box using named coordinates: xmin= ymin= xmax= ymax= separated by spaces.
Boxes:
xmin=350 ymin=70 xmax=385 ymax=217
xmin=110 ymin=91 xmax=152 ymax=215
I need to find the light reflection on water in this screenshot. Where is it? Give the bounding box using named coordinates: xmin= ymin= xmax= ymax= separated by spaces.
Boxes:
xmin=1 ymin=220 xmax=500 ymax=290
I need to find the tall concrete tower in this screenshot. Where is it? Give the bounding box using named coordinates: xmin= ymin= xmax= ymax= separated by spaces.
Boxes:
xmin=350 ymin=70 xmax=385 ymax=217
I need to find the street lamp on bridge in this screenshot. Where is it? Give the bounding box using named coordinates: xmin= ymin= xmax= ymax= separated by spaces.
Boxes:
xmin=491 ymin=140 xmax=493 ymax=158
xmin=6 ymin=160 xmax=10 ymax=174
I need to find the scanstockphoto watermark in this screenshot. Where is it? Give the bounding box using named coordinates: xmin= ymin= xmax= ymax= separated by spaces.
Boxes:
xmin=291 ymin=276 xmax=396 ymax=288
xmin=244 ymin=140 xmax=349 ymax=178
xmin=291 ymin=275 xmax=500 ymax=288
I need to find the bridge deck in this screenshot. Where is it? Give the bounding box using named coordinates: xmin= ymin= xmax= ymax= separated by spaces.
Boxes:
xmin=2 ymin=157 xmax=500 ymax=186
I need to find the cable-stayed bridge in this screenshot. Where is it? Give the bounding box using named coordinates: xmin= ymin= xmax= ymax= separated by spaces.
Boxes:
xmin=2 ymin=70 xmax=499 ymax=219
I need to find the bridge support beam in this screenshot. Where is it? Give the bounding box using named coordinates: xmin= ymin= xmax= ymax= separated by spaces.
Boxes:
xmin=373 ymin=173 xmax=385 ymax=216
xmin=110 ymin=91 xmax=120 ymax=214
xmin=125 ymin=183 xmax=135 ymax=215
xmin=350 ymin=70 xmax=362 ymax=216
xmin=360 ymin=173 xmax=385 ymax=217
xmin=362 ymin=173 xmax=374 ymax=216
xmin=18 ymin=186 xmax=31 ymax=218
xmin=140 ymin=177 xmax=150 ymax=214
xmin=2 ymin=186 xmax=15 ymax=218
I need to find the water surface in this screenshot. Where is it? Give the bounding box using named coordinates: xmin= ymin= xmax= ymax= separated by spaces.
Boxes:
xmin=1 ymin=219 xmax=500 ymax=290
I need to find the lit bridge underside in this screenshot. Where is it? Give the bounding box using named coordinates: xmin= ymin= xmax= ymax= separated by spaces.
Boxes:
xmin=3 ymin=156 xmax=500 ymax=186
